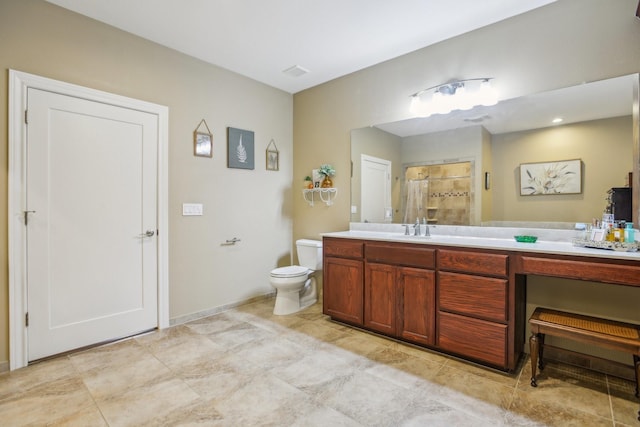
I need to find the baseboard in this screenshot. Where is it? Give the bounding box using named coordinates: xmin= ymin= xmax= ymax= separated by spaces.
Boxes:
xmin=169 ymin=292 xmax=275 ymax=326
xmin=0 ymin=360 xmax=8 ymax=373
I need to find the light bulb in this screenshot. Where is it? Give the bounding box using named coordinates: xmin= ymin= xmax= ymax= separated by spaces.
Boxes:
xmin=410 ymin=95 xmax=432 ymax=117
xmin=454 ymin=85 xmax=474 ymax=110
xmin=477 ymin=80 xmax=498 ymax=106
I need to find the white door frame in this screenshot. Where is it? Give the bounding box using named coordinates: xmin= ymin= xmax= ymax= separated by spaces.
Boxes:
xmin=8 ymin=70 xmax=170 ymax=370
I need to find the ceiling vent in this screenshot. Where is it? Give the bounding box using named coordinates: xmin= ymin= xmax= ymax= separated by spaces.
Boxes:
xmin=464 ymin=114 xmax=491 ymax=123
xmin=282 ymin=65 xmax=310 ymax=78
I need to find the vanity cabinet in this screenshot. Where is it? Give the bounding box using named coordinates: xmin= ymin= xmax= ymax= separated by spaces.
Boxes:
xmin=323 ymin=233 xmax=639 ymax=373
xmin=322 ymin=238 xmax=364 ymax=325
xmin=364 ymin=243 xmax=436 ymax=345
xmin=437 ymin=249 xmax=511 ymax=368
xmin=322 ymin=237 xmax=521 ymax=371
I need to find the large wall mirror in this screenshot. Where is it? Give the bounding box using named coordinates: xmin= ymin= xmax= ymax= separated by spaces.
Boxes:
xmin=351 ymin=73 xmax=639 ymax=228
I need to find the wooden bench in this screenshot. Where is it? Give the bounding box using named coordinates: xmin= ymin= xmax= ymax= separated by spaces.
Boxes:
xmin=529 ymin=307 xmax=640 ymax=407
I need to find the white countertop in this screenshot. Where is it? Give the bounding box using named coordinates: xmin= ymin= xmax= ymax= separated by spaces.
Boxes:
xmin=322 ymin=224 xmax=640 ymax=261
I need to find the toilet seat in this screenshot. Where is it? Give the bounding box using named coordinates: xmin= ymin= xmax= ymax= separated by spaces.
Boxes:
xmin=270 ymin=265 xmax=309 ymax=278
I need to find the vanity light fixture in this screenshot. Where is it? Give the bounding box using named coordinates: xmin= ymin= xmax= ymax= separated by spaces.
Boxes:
xmin=552 ymin=117 xmax=564 ymax=124
xmin=409 ymin=78 xmax=498 ymax=118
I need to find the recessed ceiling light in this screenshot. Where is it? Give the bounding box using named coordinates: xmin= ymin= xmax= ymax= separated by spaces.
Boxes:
xmin=282 ymin=65 xmax=309 ymax=78
xmin=552 ymin=117 xmax=563 ymax=124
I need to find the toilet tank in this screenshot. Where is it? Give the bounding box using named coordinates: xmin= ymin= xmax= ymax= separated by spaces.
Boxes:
xmin=296 ymin=239 xmax=323 ymax=271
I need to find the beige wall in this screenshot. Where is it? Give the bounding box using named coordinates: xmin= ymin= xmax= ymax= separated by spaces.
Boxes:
xmin=349 ymin=127 xmax=402 ymax=223
xmin=293 ymin=0 xmax=640 ymax=361
xmin=492 ymin=116 xmax=632 ymax=222
xmin=0 ymin=0 xmax=293 ymax=367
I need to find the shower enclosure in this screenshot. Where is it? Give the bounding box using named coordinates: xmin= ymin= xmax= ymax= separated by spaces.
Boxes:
xmin=403 ymin=161 xmax=472 ymax=226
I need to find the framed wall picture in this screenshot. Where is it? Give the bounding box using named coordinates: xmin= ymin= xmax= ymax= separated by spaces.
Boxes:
xmin=194 ymin=119 xmax=213 ymax=157
xmin=227 ymin=127 xmax=255 ymax=170
xmin=194 ymin=132 xmax=212 ymax=157
xmin=519 ymin=159 xmax=582 ymax=195
xmin=266 ymin=139 xmax=279 ymax=171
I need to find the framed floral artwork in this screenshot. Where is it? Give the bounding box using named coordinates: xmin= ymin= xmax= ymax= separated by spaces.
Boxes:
xmin=519 ymin=159 xmax=582 ymax=195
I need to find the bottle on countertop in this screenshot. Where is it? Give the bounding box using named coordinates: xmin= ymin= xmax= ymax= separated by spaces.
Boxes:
xmin=624 ymin=223 xmax=635 ymax=243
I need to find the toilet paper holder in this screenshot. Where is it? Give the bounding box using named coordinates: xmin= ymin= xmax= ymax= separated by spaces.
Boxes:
xmin=221 ymin=237 xmax=241 ymax=246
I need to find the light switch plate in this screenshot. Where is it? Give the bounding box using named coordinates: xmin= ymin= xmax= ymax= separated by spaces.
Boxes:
xmin=351 ymin=205 xmax=358 ymax=214
xmin=182 ymin=203 xmax=203 ymax=216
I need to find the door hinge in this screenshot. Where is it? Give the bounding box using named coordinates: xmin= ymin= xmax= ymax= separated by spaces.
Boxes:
xmin=25 ymin=312 xmax=29 ymax=327
xmin=24 ymin=109 xmax=28 ymax=125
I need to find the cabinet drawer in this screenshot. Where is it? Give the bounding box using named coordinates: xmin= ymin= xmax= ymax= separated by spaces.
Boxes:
xmin=438 ymin=311 xmax=507 ymax=368
xmin=438 ymin=249 xmax=508 ymax=277
xmin=365 ymin=243 xmax=435 ymax=269
xmin=323 ymin=238 xmax=363 ymax=259
xmin=519 ymin=256 xmax=640 ymax=286
xmin=438 ymin=272 xmax=508 ymax=323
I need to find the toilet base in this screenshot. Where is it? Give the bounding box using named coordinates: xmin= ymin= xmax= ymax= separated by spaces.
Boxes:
xmin=272 ymin=277 xmax=317 ymax=315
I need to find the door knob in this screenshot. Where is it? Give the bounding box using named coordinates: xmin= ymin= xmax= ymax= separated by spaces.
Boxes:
xmin=138 ymin=230 xmax=155 ymax=238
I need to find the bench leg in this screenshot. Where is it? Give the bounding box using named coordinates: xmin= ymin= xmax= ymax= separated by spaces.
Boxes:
xmin=530 ymin=333 xmax=539 ymax=387
xmin=632 ymin=355 xmax=639 ymax=422
xmin=634 ymin=355 xmax=639 ymax=398
xmin=537 ymin=333 xmax=545 ymax=371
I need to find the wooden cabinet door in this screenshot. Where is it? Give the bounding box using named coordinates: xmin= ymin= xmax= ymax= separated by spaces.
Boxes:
xmin=398 ymin=267 xmax=436 ymax=346
xmin=323 ymin=257 xmax=364 ymax=325
xmin=364 ymin=262 xmax=397 ymax=335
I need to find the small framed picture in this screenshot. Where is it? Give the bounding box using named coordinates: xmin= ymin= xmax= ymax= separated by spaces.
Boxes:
xmin=266 ymin=139 xmax=279 ymax=171
xmin=194 ymin=131 xmax=212 ymax=157
xmin=266 ymin=149 xmax=279 ymax=171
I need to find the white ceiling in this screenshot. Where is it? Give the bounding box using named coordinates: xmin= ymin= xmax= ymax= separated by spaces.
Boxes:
xmin=45 ymin=0 xmax=556 ymax=94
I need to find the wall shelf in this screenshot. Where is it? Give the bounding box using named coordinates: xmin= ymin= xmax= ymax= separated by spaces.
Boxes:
xmin=303 ymin=188 xmax=338 ymax=206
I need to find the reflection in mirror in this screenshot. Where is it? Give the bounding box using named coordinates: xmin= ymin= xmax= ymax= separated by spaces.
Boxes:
xmin=351 ymin=74 xmax=638 ymax=227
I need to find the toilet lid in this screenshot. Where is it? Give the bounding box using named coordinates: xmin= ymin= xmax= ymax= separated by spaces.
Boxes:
xmin=271 ymin=265 xmax=309 ymax=278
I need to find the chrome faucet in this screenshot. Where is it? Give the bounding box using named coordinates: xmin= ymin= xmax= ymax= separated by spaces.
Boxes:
xmin=414 ymin=219 xmax=421 ymax=236
xmin=403 ymin=224 xmax=410 ymax=235
xmin=422 ymin=217 xmax=430 ymax=237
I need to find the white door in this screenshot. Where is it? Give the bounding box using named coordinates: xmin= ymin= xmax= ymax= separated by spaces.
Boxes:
xmin=361 ymin=155 xmax=392 ymax=223
xmin=26 ymin=88 xmax=159 ymax=361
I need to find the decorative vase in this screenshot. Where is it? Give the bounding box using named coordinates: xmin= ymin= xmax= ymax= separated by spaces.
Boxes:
xmin=321 ymin=176 xmax=333 ymax=188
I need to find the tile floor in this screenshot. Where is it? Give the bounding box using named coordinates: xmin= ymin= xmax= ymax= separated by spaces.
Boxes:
xmin=1 ymin=297 xmax=639 ymax=426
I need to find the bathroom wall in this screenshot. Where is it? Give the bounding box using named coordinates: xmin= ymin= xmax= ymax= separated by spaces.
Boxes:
xmin=349 ymin=127 xmax=402 ymax=223
xmin=491 ymin=116 xmax=632 ymax=223
xmin=0 ymin=0 xmax=293 ymax=368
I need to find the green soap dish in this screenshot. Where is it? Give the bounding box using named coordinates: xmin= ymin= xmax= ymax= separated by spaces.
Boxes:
xmin=514 ymin=235 xmax=538 ymax=243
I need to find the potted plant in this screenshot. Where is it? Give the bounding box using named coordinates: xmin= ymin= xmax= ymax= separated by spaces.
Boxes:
xmin=318 ymin=164 xmax=336 ymax=188
xmin=303 ymin=175 xmax=314 ymax=189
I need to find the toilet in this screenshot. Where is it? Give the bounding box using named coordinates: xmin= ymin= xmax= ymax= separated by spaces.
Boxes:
xmin=270 ymin=239 xmax=322 ymax=315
